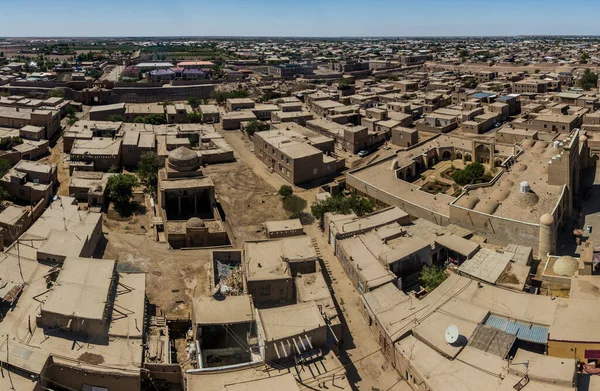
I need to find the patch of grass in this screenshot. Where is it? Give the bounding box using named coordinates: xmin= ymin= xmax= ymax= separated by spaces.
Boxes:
xmin=78 ymin=352 xmax=105 ymax=365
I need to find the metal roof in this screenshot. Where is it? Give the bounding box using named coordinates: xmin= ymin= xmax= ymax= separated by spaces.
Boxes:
xmin=484 ymin=314 xmax=548 ymax=344
xmin=471 ymin=92 xmax=495 ymax=100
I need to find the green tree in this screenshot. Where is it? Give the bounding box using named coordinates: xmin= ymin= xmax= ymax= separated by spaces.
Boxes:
xmin=283 ymin=195 xmax=307 ymax=218
xmin=311 ymin=192 xmax=374 ymax=220
xmin=48 ymin=88 xmax=65 ymax=98
xmin=107 ymin=174 xmax=138 ymax=206
xmin=133 ymin=114 xmax=167 ymax=125
xmin=0 ymin=159 xmax=11 ymax=177
xmin=580 ymin=52 xmax=591 ymax=64
xmin=187 ymin=97 xmax=201 ymax=109
xmin=186 ymin=112 xmax=202 ymax=123
xmin=452 ymin=162 xmax=485 ymax=186
xmin=137 ymin=152 xmax=161 ymax=196
xmin=419 ymin=265 xmax=448 ymax=291
xmin=107 ymin=115 xmax=124 ymax=122
xmin=278 ymin=185 xmax=293 ymax=197
xmin=244 ymin=120 xmax=269 ymax=136
xmin=578 ymin=68 xmax=598 ymax=91
xmin=0 ymin=137 xmax=23 ymax=151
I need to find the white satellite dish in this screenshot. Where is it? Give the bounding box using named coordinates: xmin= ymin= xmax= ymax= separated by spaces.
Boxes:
xmin=445 ymin=325 xmax=459 ymax=344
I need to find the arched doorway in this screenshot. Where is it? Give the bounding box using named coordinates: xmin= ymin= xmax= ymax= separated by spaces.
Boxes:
xmin=405 ymin=167 xmax=413 ymax=180
xmin=397 ymin=170 xmax=405 ymax=180
xmin=464 ymin=153 xmax=472 ymax=162
xmin=455 ymin=151 xmax=463 ymax=160
xmin=475 ymin=144 xmax=491 ymax=164
xmin=442 ymin=150 xmax=452 ymax=161
xmin=494 ymin=158 xmax=503 ymax=167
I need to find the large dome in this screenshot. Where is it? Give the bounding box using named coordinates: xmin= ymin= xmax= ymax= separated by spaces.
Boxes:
xmin=168 ymin=146 xmax=200 ymax=171
xmin=186 ymin=217 xmax=206 ymax=229
xmin=552 ymin=256 xmax=578 ymax=277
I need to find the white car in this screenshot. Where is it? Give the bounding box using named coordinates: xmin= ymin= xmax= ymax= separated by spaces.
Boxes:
xmin=358 ymin=150 xmax=369 ymax=157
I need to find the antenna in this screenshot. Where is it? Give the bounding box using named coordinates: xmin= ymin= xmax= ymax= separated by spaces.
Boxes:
xmin=445 ymin=325 xmax=459 ymax=345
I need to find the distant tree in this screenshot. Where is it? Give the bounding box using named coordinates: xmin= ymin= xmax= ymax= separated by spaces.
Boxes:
xmin=137 ymin=152 xmax=161 ymax=196
xmin=580 ymin=52 xmax=591 ymax=64
xmin=283 ymin=195 xmax=307 ymax=218
xmin=187 ymin=97 xmax=201 ymax=109
xmin=311 ymin=192 xmax=374 ymax=221
xmin=578 ymin=68 xmax=598 ymax=91
xmin=107 ymin=114 xmax=124 ymax=122
xmin=535 ymin=69 xmax=540 ymax=74
xmin=419 ymin=265 xmax=448 ymax=291
xmin=278 ymin=185 xmax=293 ymax=197
xmin=0 ymin=137 xmax=23 ymax=151
xmin=48 ymin=88 xmax=64 ymax=98
xmin=133 ymin=113 xmax=167 ymax=125
xmin=186 ymin=112 xmax=202 ymax=123
xmin=107 ymin=174 xmax=138 ymax=206
xmin=244 ymin=120 xmax=269 ymax=136
xmin=0 ymin=159 xmax=11 ymax=178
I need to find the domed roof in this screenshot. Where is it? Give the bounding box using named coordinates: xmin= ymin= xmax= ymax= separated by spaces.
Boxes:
xmin=456 ymin=196 xmax=480 ymax=209
xmin=540 ymin=214 xmax=554 ymax=226
xmin=169 ymin=147 xmax=198 ymax=165
xmin=552 ymin=256 xmax=579 ymax=277
xmin=580 ymin=135 xmax=588 ymax=142
xmin=186 ymin=217 xmax=205 ymax=228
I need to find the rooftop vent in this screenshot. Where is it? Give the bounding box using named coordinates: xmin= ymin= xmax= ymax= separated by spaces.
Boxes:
xmin=520 ymin=181 xmax=530 ymax=193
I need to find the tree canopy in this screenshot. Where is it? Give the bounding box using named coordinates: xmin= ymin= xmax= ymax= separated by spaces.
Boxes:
xmin=244 ymin=120 xmax=269 ymax=136
xmin=133 ymin=113 xmax=167 ymax=125
xmin=107 ymin=174 xmax=138 ymax=206
xmin=578 ymin=68 xmax=598 ymax=91
xmin=213 ymin=90 xmax=249 ymax=105
xmin=311 ymin=192 xmax=374 ymax=220
xmin=187 ymin=97 xmax=201 ymax=109
xmin=137 ymin=152 xmax=161 ymax=196
xmin=419 ymin=265 xmax=448 ymax=291
xmin=283 ymin=195 xmax=307 ymax=218
xmin=451 ymin=162 xmax=485 ymax=186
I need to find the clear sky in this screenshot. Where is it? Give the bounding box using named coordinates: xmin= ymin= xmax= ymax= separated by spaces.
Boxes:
xmin=1 ymin=0 xmax=600 ymax=37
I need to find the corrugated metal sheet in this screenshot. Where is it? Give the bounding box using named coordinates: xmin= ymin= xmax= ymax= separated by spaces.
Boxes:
xmin=484 ymin=314 xmax=548 ymax=344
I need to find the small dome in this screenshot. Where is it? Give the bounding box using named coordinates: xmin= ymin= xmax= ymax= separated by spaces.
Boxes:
xmin=552 ymin=256 xmax=579 ymax=277
xmin=169 ymin=147 xmax=198 ymax=165
xmin=522 ymin=139 xmax=535 ymax=148
xmin=186 ymin=217 xmax=205 ymax=228
xmin=474 ymin=199 xmax=499 ymax=215
xmin=540 ymin=214 xmax=554 ymax=226
xmin=456 ymin=196 xmax=480 ymax=209
xmin=580 ymin=135 xmax=588 ymax=143
xmin=516 ymin=191 xmax=539 ymax=207
xmin=513 ymin=163 xmax=528 ymax=172
xmin=490 ymin=187 xmax=510 ymax=202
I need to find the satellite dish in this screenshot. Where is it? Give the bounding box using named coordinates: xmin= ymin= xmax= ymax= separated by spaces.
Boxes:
xmin=445 ymin=325 xmax=459 ymax=344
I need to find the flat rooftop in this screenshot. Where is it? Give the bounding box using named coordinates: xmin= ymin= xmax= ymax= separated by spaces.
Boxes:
xmin=245 ymin=236 xmax=317 ymax=281
xmin=192 ymin=295 xmax=254 ymax=325
xmin=258 ymin=301 xmax=324 ymax=342
xmin=42 ymin=257 xmax=115 ymax=321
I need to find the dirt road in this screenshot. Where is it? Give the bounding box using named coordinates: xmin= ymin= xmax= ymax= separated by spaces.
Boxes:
xmin=221 ymin=129 xmax=409 ymax=390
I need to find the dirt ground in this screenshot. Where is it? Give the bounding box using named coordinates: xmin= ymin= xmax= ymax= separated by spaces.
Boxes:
xmin=100 ymin=214 xmax=214 ymax=318
xmin=203 ymin=160 xmax=288 ymax=246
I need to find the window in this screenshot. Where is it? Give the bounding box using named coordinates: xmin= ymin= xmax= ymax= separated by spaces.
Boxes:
xmin=313 ymin=168 xmax=318 ymax=175
xmin=127 ymin=147 xmax=132 ymax=153
xmin=259 ymin=286 xmax=271 ymax=296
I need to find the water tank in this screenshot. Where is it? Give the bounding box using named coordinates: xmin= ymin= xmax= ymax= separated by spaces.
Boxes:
xmin=520 ymin=181 xmax=530 ymax=193
xmin=553 ymin=140 xmax=560 ymax=149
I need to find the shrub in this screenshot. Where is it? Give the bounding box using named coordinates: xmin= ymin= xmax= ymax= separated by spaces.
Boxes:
xmin=278 ymin=185 xmax=293 ymax=197
xmin=419 ymin=265 xmax=448 ymax=291
xmin=283 ymin=195 xmax=307 ymax=218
